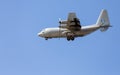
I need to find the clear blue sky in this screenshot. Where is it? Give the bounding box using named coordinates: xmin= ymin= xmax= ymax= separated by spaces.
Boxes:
xmin=0 ymin=0 xmax=120 ymax=75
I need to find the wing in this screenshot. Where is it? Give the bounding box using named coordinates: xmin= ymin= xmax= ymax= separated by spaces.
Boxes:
xmin=68 ymin=13 xmax=77 ymax=21
xmin=67 ymin=13 xmax=81 ymax=31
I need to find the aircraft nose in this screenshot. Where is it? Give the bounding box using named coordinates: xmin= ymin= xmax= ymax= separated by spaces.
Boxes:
xmin=38 ymin=32 xmax=43 ymax=37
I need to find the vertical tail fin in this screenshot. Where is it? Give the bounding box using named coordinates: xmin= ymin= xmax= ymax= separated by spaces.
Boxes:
xmin=96 ymin=9 xmax=111 ymax=32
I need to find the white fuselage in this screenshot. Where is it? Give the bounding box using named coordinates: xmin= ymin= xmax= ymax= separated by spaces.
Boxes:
xmin=38 ymin=24 xmax=100 ymax=39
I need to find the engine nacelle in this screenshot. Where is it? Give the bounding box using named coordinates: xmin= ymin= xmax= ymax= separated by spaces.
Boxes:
xmin=59 ymin=20 xmax=67 ymax=24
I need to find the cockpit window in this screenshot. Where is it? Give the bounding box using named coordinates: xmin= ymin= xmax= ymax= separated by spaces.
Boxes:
xmin=41 ymin=29 xmax=46 ymax=34
xmin=42 ymin=32 xmax=44 ymax=33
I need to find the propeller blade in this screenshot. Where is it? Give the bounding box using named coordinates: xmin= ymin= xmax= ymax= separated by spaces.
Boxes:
xmin=58 ymin=18 xmax=62 ymax=24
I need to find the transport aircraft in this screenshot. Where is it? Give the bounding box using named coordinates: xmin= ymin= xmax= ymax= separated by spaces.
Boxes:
xmin=38 ymin=9 xmax=111 ymax=41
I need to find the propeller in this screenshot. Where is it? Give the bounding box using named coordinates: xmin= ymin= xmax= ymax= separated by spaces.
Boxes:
xmin=58 ymin=18 xmax=62 ymax=39
xmin=59 ymin=18 xmax=62 ymax=25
